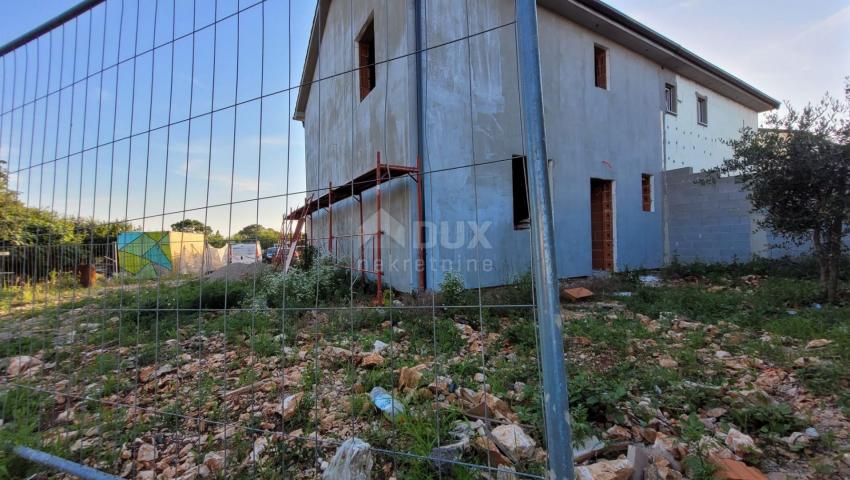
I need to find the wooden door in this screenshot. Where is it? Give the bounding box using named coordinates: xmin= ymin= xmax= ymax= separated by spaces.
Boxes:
xmin=590 ymin=179 xmax=614 ymax=271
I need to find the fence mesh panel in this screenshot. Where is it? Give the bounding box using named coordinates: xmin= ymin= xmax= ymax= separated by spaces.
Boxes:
xmin=0 ymin=0 xmax=567 ymax=478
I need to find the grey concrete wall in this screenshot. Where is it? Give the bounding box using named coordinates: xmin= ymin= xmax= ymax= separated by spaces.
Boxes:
xmin=421 ymin=0 xmax=528 ymax=289
xmin=538 ymin=6 xmax=666 ymax=278
xmin=300 ymin=0 xmax=763 ymax=291
xmin=664 ymin=167 xmax=850 ymax=262
xmin=302 ymin=0 xmax=419 ymax=290
xmin=421 ymin=1 xmax=667 ymax=289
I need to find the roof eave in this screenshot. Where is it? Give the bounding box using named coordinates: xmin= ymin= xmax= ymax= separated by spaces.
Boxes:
xmin=545 ymin=0 xmax=780 ymax=111
xmin=293 ymin=0 xmax=330 ymax=122
xmin=293 ymin=0 xmax=780 ymax=120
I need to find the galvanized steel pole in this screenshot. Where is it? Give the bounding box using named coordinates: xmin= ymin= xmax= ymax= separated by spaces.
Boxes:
xmin=14 ymin=445 xmax=123 ymax=480
xmin=515 ymin=1 xmax=575 ymax=478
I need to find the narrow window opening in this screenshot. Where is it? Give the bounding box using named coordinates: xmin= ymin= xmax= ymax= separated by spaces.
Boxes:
xmin=641 ymin=174 xmax=653 ymax=212
xmin=664 ymin=84 xmax=677 ymax=114
xmin=697 ymin=94 xmax=708 ymax=125
xmin=357 ymin=19 xmax=376 ymax=101
xmin=512 ymin=155 xmax=530 ymax=230
xmin=594 ymin=45 xmax=608 ymax=89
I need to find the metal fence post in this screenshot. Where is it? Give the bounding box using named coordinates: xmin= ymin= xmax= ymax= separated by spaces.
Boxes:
xmin=515 ymin=1 xmax=575 ymax=478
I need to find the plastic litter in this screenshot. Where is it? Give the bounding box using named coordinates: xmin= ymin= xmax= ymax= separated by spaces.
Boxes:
xmin=639 ymin=275 xmax=662 ymax=286
xmin=369 ymin=387 xmax=405 ymax=420
xmin=372 ymin=340 xmax=388 ymax=354
xmin=612 ymin=291 xmax=633 ymax=297
xmin=322 ymin=438 xmax=373 ymax=480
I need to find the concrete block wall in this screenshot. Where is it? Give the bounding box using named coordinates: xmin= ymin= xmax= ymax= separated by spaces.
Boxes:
xmin=664 ymin=167 xmax=755 ymax=263
xmin=664 ymin=167 xmax=849 ymax=263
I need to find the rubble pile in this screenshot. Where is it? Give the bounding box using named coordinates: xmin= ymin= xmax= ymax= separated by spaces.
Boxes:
xmin=0 ymin=272 xmax=848 ymax=479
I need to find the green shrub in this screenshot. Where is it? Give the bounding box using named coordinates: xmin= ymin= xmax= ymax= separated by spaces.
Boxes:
xmin=681 ymin=413 xmax=718 ymax=480
xmin=253 ymin=333 xmax=278 ymax=358
xmin=262 ymin=257 xmax=351 ymax=308
xmin=624 ymin=285 xmax=743 ymax=324
xmin=403 ymin=314 xmax=465 ymax=356
xmin=503 ymin=271 xmax=534 ymax=305
xmin=663 ymin=255 xmax=847 ymax=282
xmin=0 ymin=388 xmax=54 ymax=480
xmin=568 ymin=370 xmax=629 ymax=424
xmin=439 ymin=271 xmax=467 ymax=306
xmin=729 ymin=402 xmax=804 ymax=436
xmin=503 ymin=317 xmax=537 ymax=352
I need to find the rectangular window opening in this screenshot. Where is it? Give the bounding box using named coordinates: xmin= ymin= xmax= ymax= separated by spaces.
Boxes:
xmin=594 ymin=45 xmax=608 ymax=89
xmin=664 ymin=83 xmax=677 ymax=114
xmin=641 ymin=174 xmax=653 ymax=212
xmin=357 ymin=19 xmax=376 ymax=101
xmin=697 ymin=94 xmax=708 ymax=125
xmin=512 ymin=155 xmax=530 ymax=230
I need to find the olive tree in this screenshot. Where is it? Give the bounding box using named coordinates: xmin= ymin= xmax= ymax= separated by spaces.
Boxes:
xmin=708 ymin=87 xmax=849 ymax=302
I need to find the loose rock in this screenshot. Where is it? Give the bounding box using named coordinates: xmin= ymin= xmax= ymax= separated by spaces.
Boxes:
xmin=137 ymin=443 xmax=156 ymax=462
xmin=725 ymin=428 xmax=761 ymax=457
xmin=575 ymin=458 xmax=634 ymax=480
xmin=805 ymin=339 xmax=832 ymax=349
xmin=360 ymin=353 xmax=384 ymax=368
xmin=7 ymin=356 xmax=42 ymax=377
xmin=658 ymin=357 xmax=679 ymax=369
xmin=203 ymin=451 xmax=226 ymax=473
xmin=398 ymin=364 xmax=428 ymax=392
xmin=491 ymin=424 xmax=536 ymax=460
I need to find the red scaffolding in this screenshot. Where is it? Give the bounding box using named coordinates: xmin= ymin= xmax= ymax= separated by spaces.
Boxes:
xmin=286 ymin=152 xmax=425 ymax=301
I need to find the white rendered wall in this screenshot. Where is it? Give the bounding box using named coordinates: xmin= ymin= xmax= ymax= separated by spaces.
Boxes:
xmin=664 ymin=75 xmax=758 ymax=173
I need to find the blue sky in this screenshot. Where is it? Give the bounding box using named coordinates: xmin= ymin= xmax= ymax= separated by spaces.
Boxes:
xmin=3 ymin=0 xmax=846 ymax=108
xmin=1 ymin=0 xmax=316 ymax=235
xmin=1 ymin=0 xmax=848 ymax=235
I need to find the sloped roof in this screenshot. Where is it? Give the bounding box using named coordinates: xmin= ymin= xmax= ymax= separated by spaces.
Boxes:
xmin=292 ymin=0 xmax=779 ymax=121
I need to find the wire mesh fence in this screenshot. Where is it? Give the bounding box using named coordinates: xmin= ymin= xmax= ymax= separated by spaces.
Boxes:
xmin=0 ymin=0 xmax=571 ymax=478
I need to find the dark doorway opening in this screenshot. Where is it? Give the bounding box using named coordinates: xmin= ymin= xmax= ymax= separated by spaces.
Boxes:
xmin=512 ymin=155 xmax=530 ymax=230
xmin=590 ymin=178 xmax=614 ymax=271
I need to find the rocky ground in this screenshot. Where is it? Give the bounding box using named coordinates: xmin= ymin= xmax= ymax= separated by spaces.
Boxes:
xmin=0 ymin=260 xmax=848 ymax=479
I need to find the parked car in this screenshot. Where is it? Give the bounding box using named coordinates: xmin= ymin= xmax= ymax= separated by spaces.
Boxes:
xmin=264 ymin=245 xmax=280 ymax=263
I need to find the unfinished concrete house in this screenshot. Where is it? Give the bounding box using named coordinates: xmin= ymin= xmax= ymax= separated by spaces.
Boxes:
xmin=290 ymin=0 xmax=780 ymax=292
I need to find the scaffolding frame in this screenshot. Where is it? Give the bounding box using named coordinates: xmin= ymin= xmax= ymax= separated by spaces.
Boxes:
xmin=286 ymin=152 xmax=425 ymax=301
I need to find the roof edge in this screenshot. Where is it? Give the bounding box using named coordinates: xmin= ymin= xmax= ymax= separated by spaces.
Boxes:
xmin=294 ymin=0 xmax=780 ymax=121
xmin=566 ymin=0 xmax=780 ymax=110
xmin=293 ymin=0 xmax=330 ymax=122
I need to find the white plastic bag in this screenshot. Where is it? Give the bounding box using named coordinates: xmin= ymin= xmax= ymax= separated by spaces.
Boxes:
xmin=322 ymin=438 xmax=373 ymax=480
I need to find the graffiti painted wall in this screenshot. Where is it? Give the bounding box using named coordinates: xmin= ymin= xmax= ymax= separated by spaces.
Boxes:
xmin=117 ymin=232 xmax=212 ymax=276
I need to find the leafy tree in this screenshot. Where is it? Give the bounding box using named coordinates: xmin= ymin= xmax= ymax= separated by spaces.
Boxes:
xmin=207 ymin=230 xmax=226 ymax=248
xmin=1 ymin=161 xmax=136 ymax=278
xmin=232 ymin=224 xmax=280 ymax=249
xmin=708 ymin=86 xmax=849 ymax=302
xmin=0 ymin=161 xmax=80 ymax=246
xmin=78 ymin=219 xmax=135 ymax=246
xmin=0 ymin=161 xmax=23 ymax=243
xmin=170 ymin=219 xmax=212 ymax=235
